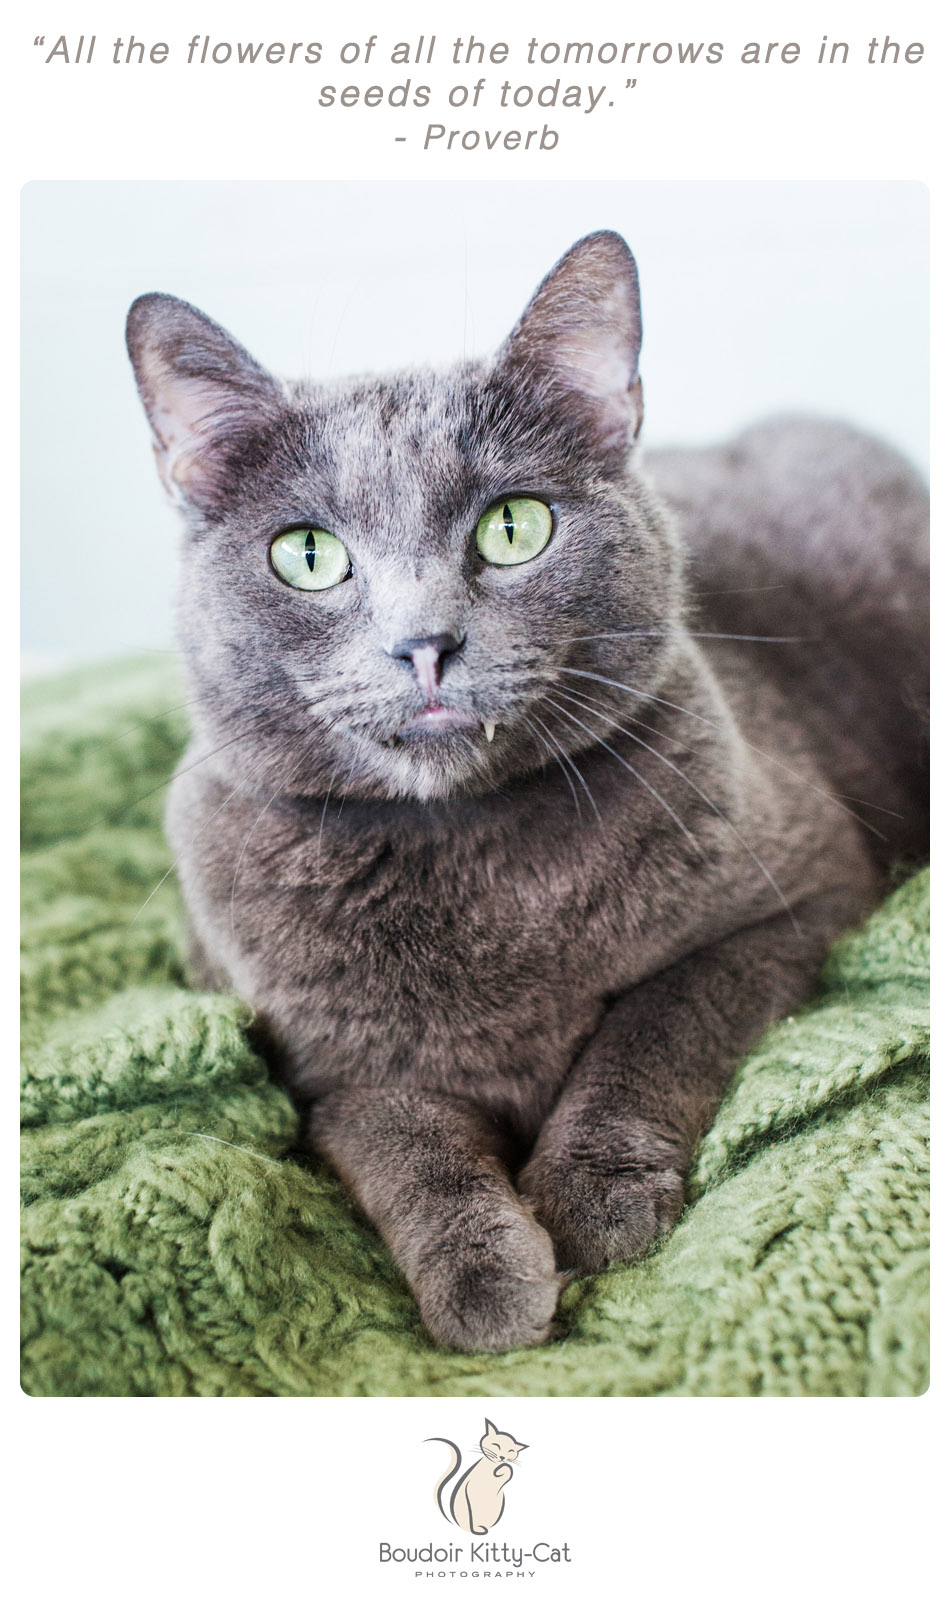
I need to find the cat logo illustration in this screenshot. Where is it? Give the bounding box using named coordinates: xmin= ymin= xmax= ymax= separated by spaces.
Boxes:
xmin=427 ymin=1418 xmax=528 ymax=1535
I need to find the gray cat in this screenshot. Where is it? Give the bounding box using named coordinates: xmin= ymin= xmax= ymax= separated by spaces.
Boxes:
xmin=126 ymin=231 xmax=928 ymax=1353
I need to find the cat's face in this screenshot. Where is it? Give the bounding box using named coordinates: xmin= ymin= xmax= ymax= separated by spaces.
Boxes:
xmin=480 ymin=1420 xmax=526 ymax=1464
xmin=127 ymin=232 xmax=684 ymax=803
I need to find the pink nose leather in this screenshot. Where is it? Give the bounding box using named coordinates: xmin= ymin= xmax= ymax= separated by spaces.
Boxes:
xmin=390 ymin=633 xmax=464 ymax=699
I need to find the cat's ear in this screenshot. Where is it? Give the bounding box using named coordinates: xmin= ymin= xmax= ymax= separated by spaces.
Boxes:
xmin=484 ymin=1418 xmax=498 ymax=1436
xmin=498 ymin=230 xmax=643 ymax=453
xmin=126 ymin=293 xmax=284 ymax=513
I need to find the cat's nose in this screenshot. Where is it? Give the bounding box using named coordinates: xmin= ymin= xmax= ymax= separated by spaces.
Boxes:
xmin=389 ymin=632 xmax=465 ymax=698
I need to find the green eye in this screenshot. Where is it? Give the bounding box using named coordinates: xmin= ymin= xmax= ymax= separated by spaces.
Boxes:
xmin=270 ymin=528 xmax=351 ymax=590
xmin=476 ymin=498 xmax=553 ymax=566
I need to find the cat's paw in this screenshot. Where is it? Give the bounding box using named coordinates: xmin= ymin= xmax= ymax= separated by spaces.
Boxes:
xmin=413 ymin=1204 xmax=560 ymax=1353
xmin=518 ymin=1136 xmax=685 ymax=1275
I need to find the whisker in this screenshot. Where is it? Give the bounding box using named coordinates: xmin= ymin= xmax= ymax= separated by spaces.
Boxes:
xmin=569 ymin=630 xmax=808 ymax=645
xmin=561 ymin=678 xmax=889 ymax=833
xmin=554 ymin=680 xmax=712 ymax=758
xmin=317 ymin=759 xmax=341 ymax=873
xmin=541 ymin=695 xmax=702 ymax=855
xmin=528 ymin=709 xmax=601 ymax=823
xmin=694 ymin=583 xmax=789 ymax=596
xmin=104 ymin=685 xmax=284 ymax=744
xmin=523 ymin=711 xmax=582 ymax=821
xmin=104 ymin=694 xmax=208 ymax=746
xmin=228 ymin=748 xmax=312 ymax=938
xmin=129 ymin=742 xmax=278 ymax=928
xmin=549 ymin=686 xmax=799 ymax=931
xmin=336 ymin=758 xmax=357 ymax=818
xmin=556 ymin=666 xmax=891 ymax=838
xmin=105 ymin=711 xmax=279 ymax=828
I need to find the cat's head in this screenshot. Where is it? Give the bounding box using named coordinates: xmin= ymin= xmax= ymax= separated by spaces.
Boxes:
xmin=127 ymin=231 xmax=685 ymax=803
xmin=480 ymin=1418 xmax=527 ymax=1464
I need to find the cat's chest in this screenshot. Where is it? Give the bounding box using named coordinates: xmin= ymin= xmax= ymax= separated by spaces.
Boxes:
xmin=179 ymin=775 xmax=667 ymax=1110
xmin=235 ymin=796 xmax=630 ymax=989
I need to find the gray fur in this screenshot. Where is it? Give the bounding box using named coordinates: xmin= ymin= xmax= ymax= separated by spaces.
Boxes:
xmin=126 ymin=232 xmax=928 ymax=1352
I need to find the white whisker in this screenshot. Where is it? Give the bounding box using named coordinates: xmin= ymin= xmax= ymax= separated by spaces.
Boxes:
xmin=129 ymin=741 xmax=278 ymax=929
xmin=336 ymin=758 xmax=358 ymax=818
xmin=523 ymin=711 xmax=582 ymax=820
xmin=107 ymin=710 xmax=278 ymax=829
xmin=569 ymin=630 xmax=807 ymax=644
xmin=542 ymin=695 xmax=703 ymax=856
xmin=556 ymin=666 xmax=890 ymax=840
xmin=317 ymin=760 xmax=341 ymax=875
xmin=229 ymin=748 xmax=312 ymax=938
xmin=550 ymin=685 xmax=799 ymax=932
xmin=528 ymin=709 xmax=601 ymax=823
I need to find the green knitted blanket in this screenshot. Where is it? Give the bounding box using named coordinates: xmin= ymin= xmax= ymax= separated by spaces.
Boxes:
xmin=21 ymin=658 xmax=930 ymax=1396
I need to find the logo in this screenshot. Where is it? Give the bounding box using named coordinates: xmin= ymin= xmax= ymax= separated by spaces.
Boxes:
xmin=427 ymin=1417 xmax=528 ymax=1535
xmin=376 ymin=1416 xmax=572 ymax=1572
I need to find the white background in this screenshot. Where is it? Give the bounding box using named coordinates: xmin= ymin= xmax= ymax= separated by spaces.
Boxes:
xmin=18 ymin=1395 xmax=943 ymax=1594
xmin=10 ymin=2 xmax=942 ymax=1594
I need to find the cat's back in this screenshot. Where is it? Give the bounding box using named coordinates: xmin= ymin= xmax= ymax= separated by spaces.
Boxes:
xmin=646 ymin=415 xmax=927 ymax=606
xmin=646 ymin=416 xmax=928 ymax=861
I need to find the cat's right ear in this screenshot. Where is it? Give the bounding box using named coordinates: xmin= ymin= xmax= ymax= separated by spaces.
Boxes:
xmin=126 ymin=294 xmax=284 ymax=514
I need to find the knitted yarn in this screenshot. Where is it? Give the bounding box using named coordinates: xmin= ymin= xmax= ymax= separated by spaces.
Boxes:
xmin=21 ymin=658 xmax=929 ymax=1396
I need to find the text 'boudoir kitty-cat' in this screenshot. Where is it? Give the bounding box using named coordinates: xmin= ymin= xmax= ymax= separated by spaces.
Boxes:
xmin=378 ymin=1541 xmax=571 ymax=1566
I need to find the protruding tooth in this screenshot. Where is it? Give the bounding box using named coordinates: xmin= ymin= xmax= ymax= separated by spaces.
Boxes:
xmin=483 ymin=721 xmax=496 ymax=743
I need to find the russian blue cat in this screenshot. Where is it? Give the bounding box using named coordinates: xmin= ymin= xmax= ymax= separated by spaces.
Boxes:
xmin=126 ymin=231 xmax=928 ymax=1351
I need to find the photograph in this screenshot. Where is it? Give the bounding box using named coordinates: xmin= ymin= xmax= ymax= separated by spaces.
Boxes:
xmin=20 ymin=179 xmax=929 ymax=1398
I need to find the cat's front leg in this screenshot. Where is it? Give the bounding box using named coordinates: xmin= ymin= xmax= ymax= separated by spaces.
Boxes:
xmin=308 ymin=1088 xmax=559 ymax=1352
xmin=518 ymin=901 xmax=852 ymax=1273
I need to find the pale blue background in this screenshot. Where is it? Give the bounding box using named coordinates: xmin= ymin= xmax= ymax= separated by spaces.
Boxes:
xmin=21 ymin=181 xmax=928 ymax=665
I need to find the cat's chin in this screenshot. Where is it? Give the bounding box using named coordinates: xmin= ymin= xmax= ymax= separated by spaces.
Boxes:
xmin=349 ymin=728 xmax=507 ymax=803
xmin=376 ymin=752 xmax=493 ymax=804
xmin=398 ymin=706 xmax=482 ymax=737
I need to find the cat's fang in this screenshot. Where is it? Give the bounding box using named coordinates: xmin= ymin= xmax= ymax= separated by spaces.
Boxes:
xmin=483 ymin=722 xmax=497 ymax=742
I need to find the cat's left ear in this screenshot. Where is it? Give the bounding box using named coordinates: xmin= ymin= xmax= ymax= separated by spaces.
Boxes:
xmin=497 ymin=230 xmax=643 ymax=454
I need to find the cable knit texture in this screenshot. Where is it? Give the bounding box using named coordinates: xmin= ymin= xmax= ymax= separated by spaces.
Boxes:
xmin=21 ymin=659 xmax=929 ymax=1396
